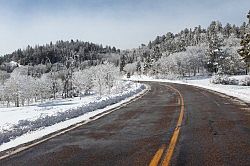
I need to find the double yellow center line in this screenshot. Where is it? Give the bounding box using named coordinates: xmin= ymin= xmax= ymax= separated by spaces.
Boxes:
xmin=149 ymin=84 xmax=185 ymax=166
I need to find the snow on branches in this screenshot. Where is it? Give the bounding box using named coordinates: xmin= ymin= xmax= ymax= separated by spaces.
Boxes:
xmin=0 ymin=63 xmax=120 ymax=107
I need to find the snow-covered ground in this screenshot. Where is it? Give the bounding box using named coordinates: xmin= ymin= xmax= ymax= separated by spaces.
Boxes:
xmin=127 ymin=75 xmax=250 ymax=103
xmin=0 ymin=81 xmax=146 ymax=151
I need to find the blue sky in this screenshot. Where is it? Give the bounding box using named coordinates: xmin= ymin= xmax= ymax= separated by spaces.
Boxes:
xmin=0 ymin=0 xmax=249 ymax=55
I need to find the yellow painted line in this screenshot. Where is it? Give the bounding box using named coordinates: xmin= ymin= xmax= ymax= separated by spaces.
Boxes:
xmin=161 ymin=127 xmax=180 ymax=166
xmin=149 ymin=144 xmax=166 ymax=166
xmin=177 ymin=97 xmax=180 ymax=105
xmin=149 ymin=84 xmax=185 ymax=166
xmin=162 ymin=85 xmax=184 ymax=166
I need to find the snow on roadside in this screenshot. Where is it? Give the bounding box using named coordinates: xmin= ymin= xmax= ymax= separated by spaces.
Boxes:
xmin=0 ymin=81 xmax=146 ymax=151
xmin=127 ymin=75 xmax=250 ymax=103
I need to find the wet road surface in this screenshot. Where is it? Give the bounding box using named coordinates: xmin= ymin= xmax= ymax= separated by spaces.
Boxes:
xmin=0 ymin=82 xmax=249 ymax=166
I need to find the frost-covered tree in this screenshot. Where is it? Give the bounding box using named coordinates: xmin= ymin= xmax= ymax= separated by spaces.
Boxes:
xmin=155 ymin=44 xmax=207 ymax=78
xmin=47 ymin=72 xmax=63 ymax=99
xmin=223 ymin=23 xmax=233 ymax=38
xmin=206 ymin=34 xmax=224 ymax=73
xmin=124 ymin=62 xmax=137 ymax=75
xmin=103 ymin=62 xmax=119 ymax=94
xmin=157 ymin=55 xmax=178 ymax=77
xmin=0 ymin=70 xmax=10 ymax=85
xmin=220 ymin=36 xmax=245 ymax=75
xmin=119 ymin=54 xmax=126 ymax=72
xmin=184 ymin=45 xmax=207 ymax=76
xmin=0 ymin=84 xmax=4 ymax=105
xmin=238 ymin=10 xmax=250 ymax=74
xmin=92 ymin=63 xmax=119 ymax=96
xmin=61 ymin=57 xmax=75 ymax=98
xmin=73 ymin=69 xmax=93 ymax=98
xmin=143 ymin=54 xmax=152 ymax=75
xmin=36 ymin=75 xmax=52 ymax=101
xmin=136 ymin=61 xmax=142 ymax=75
xmin=4 ymin=68 xmax=27 ymax=107
xmin=92 ymin=66 xmax=106 ymax=96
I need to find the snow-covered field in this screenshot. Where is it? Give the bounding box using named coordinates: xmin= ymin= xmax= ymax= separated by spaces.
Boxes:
xmin=0 ymin=81 xmax=146 ymax=151
xmin=128 ymin=75 xmax=250 ymax=103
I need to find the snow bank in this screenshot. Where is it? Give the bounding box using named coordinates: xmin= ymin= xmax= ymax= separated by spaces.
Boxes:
xmin=0 ymin=81 xmax=146 ymax=147
xmin=127 ymin=75 xmax=250 ymax=103
xmin=211 ymin=75 xmax=250 ymax=86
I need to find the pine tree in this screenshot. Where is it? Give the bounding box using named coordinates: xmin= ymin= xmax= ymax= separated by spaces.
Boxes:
xmin=143 ymin=55 xmax=152 ymax=75
xmin=206 ymin=34 xmax=224 ymax=73
xmin=238 ymin=10 xmax=250 ymax=74
xmin=152 ymin=46 xmax=162 ymax=61
xmin=239 ymin=22 xmax=247 ymax=38
xmin=136 ymin=61 xmax=141 ymax=75
xmin=223 ymin=23 xmax=232 ymax=38
xmin=119 ymin=54 xmax=126 ymax=72
xmin=148 ymin=41 xmax=152 ymax=49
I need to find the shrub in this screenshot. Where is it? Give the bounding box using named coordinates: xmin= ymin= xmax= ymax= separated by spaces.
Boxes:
xmin=239 ymin=76 xmax=250 ymax=86
xmin=211 ymin=75 xmax=229 ymax=84
xmin=211 ymin=74 xmax=250 ymax=86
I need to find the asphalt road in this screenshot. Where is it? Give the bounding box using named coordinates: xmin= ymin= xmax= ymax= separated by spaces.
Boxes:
xmin=0 ymin=82 xmax=249 ymax=166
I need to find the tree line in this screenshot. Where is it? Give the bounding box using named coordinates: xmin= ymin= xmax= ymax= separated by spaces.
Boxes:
xmin=0 ymin=62 xmax=119 ymax=107
xmin=0 ymin=40 xmax=120 ymax=73
xmin=120 ymin=11 xmax=250 ymax=77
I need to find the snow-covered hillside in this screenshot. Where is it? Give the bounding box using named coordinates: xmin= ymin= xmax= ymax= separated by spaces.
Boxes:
xmin=0 ymin=81 xmax=146 ymax=151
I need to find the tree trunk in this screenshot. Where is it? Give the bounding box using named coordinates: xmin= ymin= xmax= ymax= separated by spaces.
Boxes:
xmin=16 ymin=96 xmax=19 ymax=107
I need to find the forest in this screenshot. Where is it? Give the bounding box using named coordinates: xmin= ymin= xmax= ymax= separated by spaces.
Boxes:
xmin=120 ymin=20 xmax=249 ymax=78
xmin=0 ymin=11 xmax=250 ymax=107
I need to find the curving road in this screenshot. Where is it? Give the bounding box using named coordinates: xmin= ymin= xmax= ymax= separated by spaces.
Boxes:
xmin=0 ymin=82 xmax=249 ymax=166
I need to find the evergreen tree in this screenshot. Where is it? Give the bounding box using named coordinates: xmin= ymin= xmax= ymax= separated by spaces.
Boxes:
xmin=223 ymin=23 xmax=232 ymax=38
xmin=119 ymin=54 xmax=126 ymax=72
xmin=143 ymin=55 xmax=152 ymax=75
xmin=238 ymin=10 xmax=250 ymax=74
xmin=152 ymin=46 xmax=162 ymax=61
xmin=148 ymin=41 xmax=152 ymax=49
xmin=239 ymin=22 xmax=247 ymax=38
xmin=206 ymin=34 xmax=224 ymax=73
xmin=136 ymin=61 xmax=141 ymax=75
